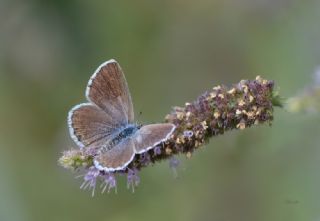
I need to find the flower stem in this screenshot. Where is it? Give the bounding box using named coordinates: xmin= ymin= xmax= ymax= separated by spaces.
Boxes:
xmin=59 ymin=76 xmax=282 ymax=173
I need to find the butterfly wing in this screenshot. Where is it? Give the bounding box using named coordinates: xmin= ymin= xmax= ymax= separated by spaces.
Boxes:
xmin=86 ymin=59 xmax=134 ymax=126
xmin=69 ymin=60 xmax=173 ymax=171
xmin=94 ymin=138 xmax=135 ymax=172
xmin=133 ymin=123 xmax=176 ymax=154
xmin=68 ymin=103 xmax=118 ymax=148
xmin=68 ymin=59 xmax=134 ymax=148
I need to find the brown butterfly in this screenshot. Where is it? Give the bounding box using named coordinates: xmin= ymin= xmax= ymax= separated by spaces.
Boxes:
xmin=68 ymin=59 xmax=175 ymax=172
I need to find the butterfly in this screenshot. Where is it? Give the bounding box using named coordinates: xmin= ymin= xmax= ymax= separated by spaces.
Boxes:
xmin=68 ymin=59 xmax=176 ymax=172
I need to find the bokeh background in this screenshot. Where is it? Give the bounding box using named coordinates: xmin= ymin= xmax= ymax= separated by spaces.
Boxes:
xmin=1 ymin=0 xmax=320 ymax=221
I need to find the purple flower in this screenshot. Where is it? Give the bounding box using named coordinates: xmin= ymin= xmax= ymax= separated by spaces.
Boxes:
xmin=80 ymin=167 xmax=100 ymax=196
xmin=84 ymin=146 xmax=99 ymax=156
xmin=153 ymin=146 xmax=162 ymax=155
xmin=183 ymin=130 xmax=194 ymax=138
xmin=140 ymin=152 xmax=151 ymax=166
xmin=101 ymin=173 xmax=117 ymax=194
xmin=169 ymin=157 xmax=180 ymax=178
xmin=169 ymin=156 xmax=180 ymax=169
xmin=127 ymin=168 xmax=140 ymax=192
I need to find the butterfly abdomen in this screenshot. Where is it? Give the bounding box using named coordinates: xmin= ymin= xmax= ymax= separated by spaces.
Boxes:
xmin=102 ymin=124 xmax=139 ymax=151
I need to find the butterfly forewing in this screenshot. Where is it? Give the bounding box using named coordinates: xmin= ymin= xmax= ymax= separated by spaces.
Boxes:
xmin=133 ymin=123 xmax=176 ymax=154
xmin=86 ymin=60 xmax=134 ymax=126
xmin=94 ymin=138 xmax=135 ymax=172
xmin=68 ymin=103 xmax=118 ymax=148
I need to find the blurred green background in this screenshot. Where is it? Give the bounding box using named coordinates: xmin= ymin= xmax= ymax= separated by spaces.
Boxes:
xmin=1 ymin=0 xmax=320 ymax=221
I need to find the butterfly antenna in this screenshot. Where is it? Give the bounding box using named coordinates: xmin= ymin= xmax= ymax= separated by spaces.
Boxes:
xmin=136 ymin=111 xmax=143 ymax=126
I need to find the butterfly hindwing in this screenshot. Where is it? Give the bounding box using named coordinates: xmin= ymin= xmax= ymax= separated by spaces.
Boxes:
xmin=94 ymin=138 xmax=135 ymax=172
xmin=133 ymin=123 xmax=176 ymax=154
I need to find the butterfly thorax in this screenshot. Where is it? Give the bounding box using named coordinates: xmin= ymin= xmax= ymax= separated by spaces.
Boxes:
xmin=102 ymin=124 xmax=140 ymax=151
